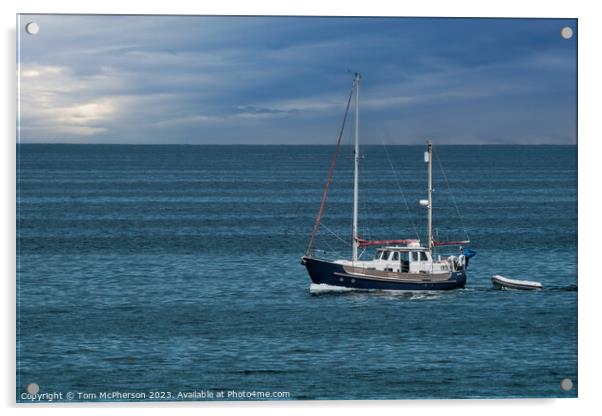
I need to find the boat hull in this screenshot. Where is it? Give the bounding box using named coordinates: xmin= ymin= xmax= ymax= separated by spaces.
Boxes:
xmin=302 ymin=256 xmax=466 ymax=291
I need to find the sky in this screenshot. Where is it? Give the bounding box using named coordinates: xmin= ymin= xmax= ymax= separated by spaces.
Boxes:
xmin=17 ymin=15 xmax=577 ymax=144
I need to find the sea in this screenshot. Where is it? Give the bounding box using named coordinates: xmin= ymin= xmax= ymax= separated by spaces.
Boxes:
xmin=16 ymin=144 xmax=577 ymax=401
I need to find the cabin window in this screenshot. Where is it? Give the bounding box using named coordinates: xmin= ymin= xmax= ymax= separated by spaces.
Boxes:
xmin=392 ymin=252 xmax=399 ymax=261
xmin=411 ymin=252 xmax=419 ymax=262
xmin=381 ymin=251 xmax=390 ymax=260
xmin=374 ymin=250 xmax=382 ymax=260
xmin=420 ymin=252 xmax=428 ymax=261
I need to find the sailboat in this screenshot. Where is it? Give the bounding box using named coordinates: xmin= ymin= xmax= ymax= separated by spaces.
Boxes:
xmin=301 ymin=73 xmax=475 ymax=290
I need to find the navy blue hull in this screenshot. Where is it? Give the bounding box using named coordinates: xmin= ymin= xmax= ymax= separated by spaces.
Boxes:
xmin=302 ymin=256 xmax=466 ymax=290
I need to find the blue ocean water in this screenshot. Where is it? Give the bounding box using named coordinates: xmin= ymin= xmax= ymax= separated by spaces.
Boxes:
xmin=16 ymin=144 xmax=577 ymax=401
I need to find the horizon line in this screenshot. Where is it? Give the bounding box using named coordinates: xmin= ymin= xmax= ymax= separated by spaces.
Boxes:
xmin=15 ymin=142 xmax=578 ymax=146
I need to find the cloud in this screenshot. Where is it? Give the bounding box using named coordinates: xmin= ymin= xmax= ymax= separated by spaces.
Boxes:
xmin=17 ymin=15 xmax=577 ymax=144
xmin=19 ymin=64 xmax=124 ymax=138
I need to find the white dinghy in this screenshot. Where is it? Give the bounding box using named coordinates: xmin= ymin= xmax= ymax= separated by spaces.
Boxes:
xmin=491 ymin=275 xmax=542 ymax=290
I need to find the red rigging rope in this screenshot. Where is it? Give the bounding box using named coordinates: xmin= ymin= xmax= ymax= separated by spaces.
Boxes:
xmin=305 ymin=88 xmax=354 ymax=257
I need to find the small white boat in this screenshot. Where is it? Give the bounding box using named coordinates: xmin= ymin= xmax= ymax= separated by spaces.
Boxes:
xmin=491 ymin=275 xmax=542 ymax=290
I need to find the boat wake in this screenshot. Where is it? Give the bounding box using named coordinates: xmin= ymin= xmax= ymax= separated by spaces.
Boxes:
xmin=309 ymin=283 xmax=355 ymax=294
xmin=309 ymin=283 xmax=443 ymax=300
xmin=548 ymin=284 xmax=578 ymax=292
xmin=309 ymin=283 xmax=577 ymax=298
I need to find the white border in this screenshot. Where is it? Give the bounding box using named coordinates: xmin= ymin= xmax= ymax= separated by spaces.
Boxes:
xmin=3 ymin=1 xmax=600 ymax=415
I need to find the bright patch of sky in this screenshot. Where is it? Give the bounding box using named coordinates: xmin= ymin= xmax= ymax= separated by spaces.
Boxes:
xmin=18 ymin=15 xmax=576 ymax=144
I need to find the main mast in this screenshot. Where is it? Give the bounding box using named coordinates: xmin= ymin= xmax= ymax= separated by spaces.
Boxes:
xmin=426 ymin=140 xmax=433 ymax=254
xmin=352 ymin=73 xmax=361 ymax=262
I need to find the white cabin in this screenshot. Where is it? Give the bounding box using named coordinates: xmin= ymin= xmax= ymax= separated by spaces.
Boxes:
xmin=335 ymin=241 xmax=458 ymax=274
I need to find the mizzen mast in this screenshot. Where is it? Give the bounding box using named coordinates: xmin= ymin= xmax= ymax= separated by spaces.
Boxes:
xmin=426 ymin=140 xmax=433 ymax=254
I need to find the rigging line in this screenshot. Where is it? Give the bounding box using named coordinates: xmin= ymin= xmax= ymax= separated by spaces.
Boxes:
xmin=312 ymin=236 xmax=343 ymax=261
xmin=360 ymin=177 xmax=372 ymax=241
xmin=305 ymin=87 xmax=354 ymax=256
xmin=381 ymin=138 xmax=421 ymax=241
xmin=318 ymin=233 xmax=343 ymax=258
xmin=358 ymin=165 xmax=374 ymax=261
xmin=357 ymin=142 xmax=371 ymax=243
xmin=433 ymin=148 xmax=470 ymax=242
xmin=320 ymin=222 xmax=354 ymax=248
xmin=356 ymin=142 xmax=375 ymax=258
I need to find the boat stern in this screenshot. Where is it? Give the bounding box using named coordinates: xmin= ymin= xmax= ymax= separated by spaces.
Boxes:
xmin=453 ymin=270 xmax=468 ymax=288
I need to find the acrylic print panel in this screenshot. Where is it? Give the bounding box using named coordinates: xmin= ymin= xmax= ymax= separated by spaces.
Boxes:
xmin=16 ymin=14 xmax=577 ymax=402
